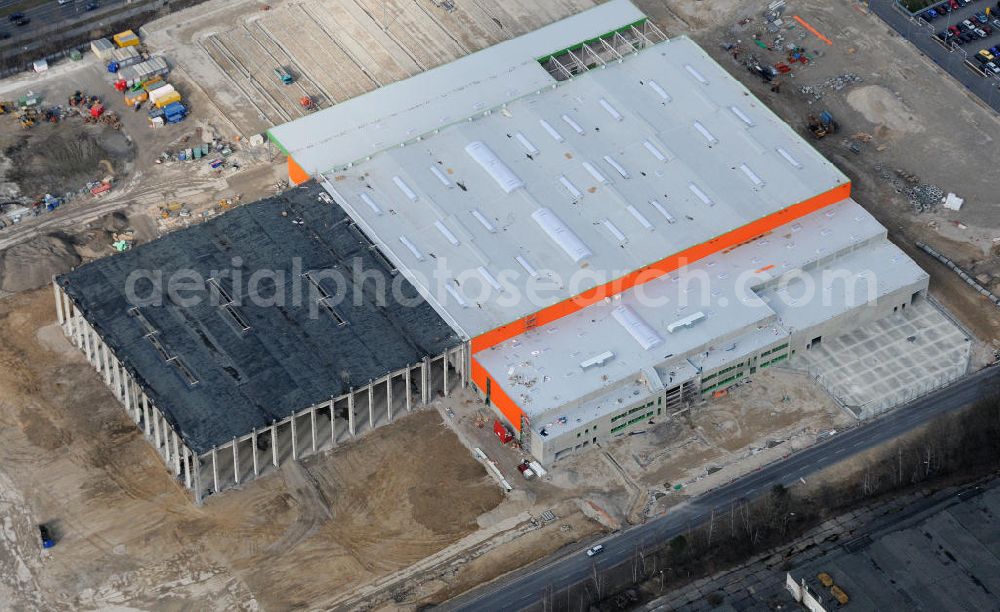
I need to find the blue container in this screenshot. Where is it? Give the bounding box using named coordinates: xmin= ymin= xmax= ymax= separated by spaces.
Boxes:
xmin=107 ymin=61 xmax=119 ymax=73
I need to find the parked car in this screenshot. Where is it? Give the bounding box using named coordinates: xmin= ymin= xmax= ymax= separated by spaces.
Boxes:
xmin=586 ymin=544 xmax=605 ymax=557
xmin=7 ymin=12 xmax=24 ymax=22
xmin=963 ymin=19 xmax=976 ymax=30
xmin=986 ymin=62 xmax=1000 ymax=75
xmin=975 ymin=28 xmax=989 ymax=39
xmin=950 ymin=0 xmax=960 ymax=8
xmin=937 ymin=3 xmax=950 ymax=13
xmin=979 ymin=49 xmax=995 ymax=62
xmin=976 ymin=11 xmax=989 ymax=24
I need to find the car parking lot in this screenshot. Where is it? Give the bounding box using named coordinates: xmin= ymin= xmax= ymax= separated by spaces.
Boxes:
xmin=920 ymin=0 xmax=1000 ymax=77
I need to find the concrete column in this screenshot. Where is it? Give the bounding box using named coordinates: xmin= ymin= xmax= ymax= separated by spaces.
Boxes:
xmin=421 ymin=356 xmax=431 ymax=404
xmin=443 ymin=354 xmax=450 ymax=398
xmin=348 ymin=390 xmax=356 ymax=436
xmin=290 ymin=416 xmax=298 ymax=460
xmin=211 ymin=447 xmax=219 ymax=494
xmin=53 ymin=282 xmax=65 ymax=325
xmin=251 ymin=429 xmax=259 ymax=477
xmin=172 ymin=431 xmax=181 ymax=476
xmin=82 ymin=323 xmax=93 ymax=363
xmin=271 ymin=423 xmax=279 ymax=467
xmin=232 ymin=438 xmax=240 ymax=484
xmin=183 ymin=446 xmax=192 ymax=489
xmin=62 ymin=292 xmax=73 ymax=335
xmin=93 ymin=337 xmax=103 ymax=374
xmin=123 ymin=376 xmax=133 ymax=414
xmin=329 ymin=398 xmax=337 ymax=447
xmin=153 ymin=405 xmax=162 ymax=449
xmin=111 ymin=359 xmax=122 ymax=400
xmin=405 ymin=367 xmax=412 ymax=412
xmin=193 ymin=453 xmax=204 ymax=505
xmin=368 ymin=381 xmax=375 ymax=430
xmin=69 ymin=305 xmax=79 ymax=345
xmin=102 ymin=343 xmax=112 ymax=385
xmin=142 ymin=396 xmax=151 ymax=436
xmin=460 ymin=343 xmax=468 ymax=388
xmin=310 ymin=406 xmax=317 ymax=453
xmin=386 ymin=375 xmax=393 ymax=423
xmin=163 ymin=421 xmax=172 ymax=464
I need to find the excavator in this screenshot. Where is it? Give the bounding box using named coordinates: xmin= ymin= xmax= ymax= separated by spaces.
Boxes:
xmin=806 ymin=111 xmax=838 ymax=139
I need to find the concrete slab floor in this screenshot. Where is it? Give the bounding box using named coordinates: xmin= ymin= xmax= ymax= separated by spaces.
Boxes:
xmin=800 ymin=299 xmax=971 ymax=418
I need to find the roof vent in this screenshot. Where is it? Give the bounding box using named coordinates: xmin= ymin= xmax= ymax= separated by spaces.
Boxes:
xmin=399 ymin=235 xmax=424 ymax=261
xmin=648 ymin=80 xmax=671 ymax=101
xmin=599 ymin=98 xmax=623 ymax=121
xmin=776 ymin=147 xmax=803 ymax=169
xmin=667 ymin=311 xmax=706 ymax=333
xmin=477 ymin=266 xmax=503 ymax=291
xmin=643 ymin=140 xmax=672 ymax=162
xmin=393 ymin=176 xmax=419 ymax=202
xmin=740 ymin=163 xmax=764 ymax=187
xmin=539 ymin=119 xmax=564 ymax=142
xmin=579 ymin=350 xmax=615 ymax=370
xmin=532 ymin=207 xmax=592 ymax=263
xmin=693 ymin=121 xmax=718 ymax=145
xmin=603 ymin=219 xmax=626 ymax=242
xmin=650 ymin=200 xmax=675 ymax=223
xmin=730 ymin=105 xmax=754 ymax=126
xmin=471 ymin=208 xmax=497 ymax=233
xmin=429 ymin=165 xmax=452 ymax=187
xmin=465 ymin=141 xmax=524 ymax=194
xmin=688 ymin=182 xmax=713 ymax=205
xmin=561 ymin=113 xmax=585 ymax=135
xmin=627 ymin=205 xmax=653 ymax=230
xmin=445 ymin=282 xmax=468 ymax=307
xmin=559 ymin=175 xmax=582 ymax=199
xmin=434 ymin=220 xmax=460 ymax=246
xmin=685 ymin=64 xmax=709 ymax=84
xmin=516 ymin=132 xmax=539 ymax=155
xmin=612 ymin=305 xmax=664 ymax=350
xmin=359 ymin=192 xmax=382 ymax=215
xmin=582 ymin=161 xmax=609 ymax=184
xmin=603 ymin=155 xmax=629 ymax=179
xmin=515 ymin=255 xmax=540 ymax=278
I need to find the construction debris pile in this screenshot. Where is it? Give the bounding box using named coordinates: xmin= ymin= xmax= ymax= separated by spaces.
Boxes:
xmin=799 ymin=73 xmax=864 ymax=102
xmin=874 ymin=164 xmax=946 ymax=213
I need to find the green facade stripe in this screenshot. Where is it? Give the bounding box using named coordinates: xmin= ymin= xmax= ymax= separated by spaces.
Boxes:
xmin=266 ymin=131 xmax=290 ymax=157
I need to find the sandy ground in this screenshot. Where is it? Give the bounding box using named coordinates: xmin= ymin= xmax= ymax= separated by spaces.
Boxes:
xmin=0 ymin=288 xmax=504 ymax=610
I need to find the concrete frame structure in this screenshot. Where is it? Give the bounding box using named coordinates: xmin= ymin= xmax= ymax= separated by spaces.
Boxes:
xmin=55 ymin=277 xmax=466 ymax=503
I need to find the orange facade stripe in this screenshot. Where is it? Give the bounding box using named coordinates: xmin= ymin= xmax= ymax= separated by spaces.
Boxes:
xmin=287 ymin=155 xmax=311 ymax=185
xmin=471 ymin=181 xmax=851 ymax=354
xmin=471 ymin=357 xmax=526 ymax=432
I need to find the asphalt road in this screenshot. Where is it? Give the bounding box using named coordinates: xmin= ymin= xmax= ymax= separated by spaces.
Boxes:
xmin=444 ymin=365 xmax=1000 ymax=611
xmin=869 ymin=0 xmax=1000 ymax=111
xmin=0 ymin=0 xmax=122 ymax=40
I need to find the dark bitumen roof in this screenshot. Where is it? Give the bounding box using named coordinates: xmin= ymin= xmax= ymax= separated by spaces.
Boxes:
xmin=59 ymin=182 xmax=459 ymax=454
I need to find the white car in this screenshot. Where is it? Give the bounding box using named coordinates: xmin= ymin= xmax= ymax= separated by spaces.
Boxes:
xmin=586 ymin=544 xmax=604 ymax=557
xmin=58 ymin=0 xmax=73 ymax=5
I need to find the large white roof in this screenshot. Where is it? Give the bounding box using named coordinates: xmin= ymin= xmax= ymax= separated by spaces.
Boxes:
xmin=474 ymin=199 xmax=927 ymax=430
xmin=318 ymin=32 xmax=849 ymax=339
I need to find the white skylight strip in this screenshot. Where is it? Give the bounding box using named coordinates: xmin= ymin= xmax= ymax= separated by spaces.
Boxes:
xmin=559 ymin=175 xmax=582 ymax=199
xmin=603 ymin=155 xmax=630 ymax=179
xmin=515 ymin=132 xmax=539 ymax=155
xmin=730 ymin=105 xmax=754 ymax=126
xmin=776 ymin=146 xmax=803 ymax=169
xmin=599 ymin=98 xmax=623 ymax=121
xmin=627 ymin=205 xmax=653 ymax=230
xmin=688 ymin=182 xmax=713 ymax=205
xmin=582 ymin=161 xmax=609 ymax=184
xmin=531 ymin=207 xmax=592 ymax=263
xmin=685 ymin=64 xmax=708 ymax=84
xmin=359 ymin=192 xmax=382 ymax=215
xmin=476 ymin=266 xmax=503 ymax=292
xmin=399 ymin=235 xmax=424 ymax=261
xmin=561 ymin=113 xmax=585 ymax=135
xmin=603 ymin=219 xmax=626 ymax=242
xmin=740 ymin=163 xmax=765 ymax=187
xmin=650 ymin=200 xmax=675 ymax=223
xmin=693 ymin=121 xmax=718 ymax=144
xmin=612 ymin=304 xmax=664 ymax=350
xmin=434 ymin=220 xmax=460 ymax=246
xmin=445 ymin=283 xmax=468 ymax=307
xmin=470 ymin=208 xmax=496 ymax=233
xmin=429 ymin=165 xmax=452 ymax=187
xmin=643 ymin=140 xmax=671 ymax=162
xmin=647 ymin=80 xmax=671 ymax=101
xmin=515 ymin=255 xmax=539 ymax=278
xmin=393 ymin=176 xmax=418 ymax=202
xmin=539 ymin=119 xmax=564 ymax=142
xmin=465 ymin=141 xmax=524 ymax=194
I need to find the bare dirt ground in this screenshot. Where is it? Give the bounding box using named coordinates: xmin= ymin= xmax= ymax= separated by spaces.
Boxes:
xmin=636 ymin=0 xmax=1000 ymax=345
xmin=0 ymin=288 xmax=502 ymax=610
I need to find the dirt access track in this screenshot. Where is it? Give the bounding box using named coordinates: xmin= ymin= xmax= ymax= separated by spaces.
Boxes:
xmin=0 ymin=289 xmax=501 ymax=609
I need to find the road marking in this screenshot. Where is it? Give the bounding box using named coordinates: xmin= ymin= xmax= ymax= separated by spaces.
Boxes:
xmin=793 ymin=15 xmax=833 ymax=46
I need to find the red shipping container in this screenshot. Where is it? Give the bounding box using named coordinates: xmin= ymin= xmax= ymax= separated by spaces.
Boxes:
xmin=493 ymin=420 xmax=514 ymax=444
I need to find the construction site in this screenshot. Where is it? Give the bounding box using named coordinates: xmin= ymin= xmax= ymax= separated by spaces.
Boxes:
xmin=1 ymin=0 xmax=1000 ymax=609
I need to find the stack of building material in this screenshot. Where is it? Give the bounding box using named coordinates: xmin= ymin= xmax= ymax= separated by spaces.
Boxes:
xmin=110 ymin=46 xmax=143 ymax=68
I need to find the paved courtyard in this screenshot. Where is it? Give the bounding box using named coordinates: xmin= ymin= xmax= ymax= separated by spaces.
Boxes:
xmin=800 ymin=299 xmax=971 ymax=418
